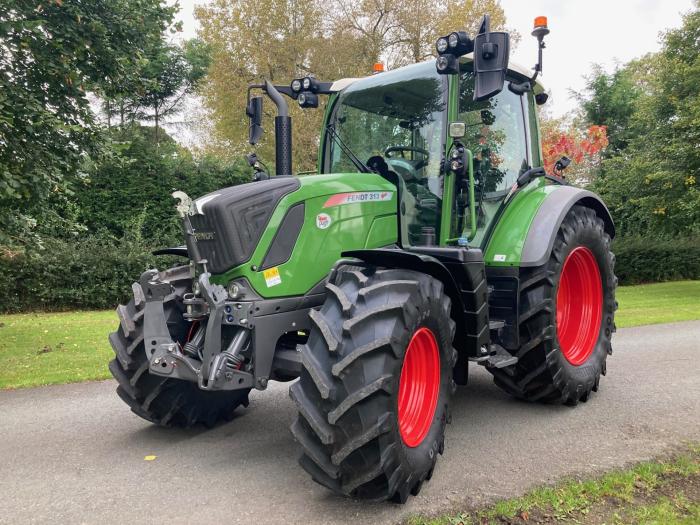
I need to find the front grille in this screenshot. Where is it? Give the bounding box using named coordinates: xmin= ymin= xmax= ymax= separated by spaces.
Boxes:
xmin=189 ymin=178 xmax=300 ymax=274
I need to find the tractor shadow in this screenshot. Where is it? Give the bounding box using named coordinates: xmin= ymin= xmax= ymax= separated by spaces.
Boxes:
xmin=113 ymin=368 xmax=578 ymax=522
xmin=452 ymin=365 xmax=572 ymax=414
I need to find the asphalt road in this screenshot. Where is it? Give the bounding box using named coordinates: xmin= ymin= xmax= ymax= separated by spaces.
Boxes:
xmin=1 ymin=321 xmax=699 ymax=525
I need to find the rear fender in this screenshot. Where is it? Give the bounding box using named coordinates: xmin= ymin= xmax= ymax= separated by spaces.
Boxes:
xmin=521 ymin=187 xmax=615 ymax=267
xmin=484 ymin=183 xmax=615 ymax=268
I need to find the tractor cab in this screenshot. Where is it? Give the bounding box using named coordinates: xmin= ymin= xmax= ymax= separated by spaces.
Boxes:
xmin=320 ymin=56 xmax=546 ymax=249
xmin=246 ymin=14 xmax=550 ymax=255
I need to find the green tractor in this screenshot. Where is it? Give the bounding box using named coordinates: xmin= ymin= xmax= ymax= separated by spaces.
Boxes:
xmin=109 ymin=15 xmax=616 ymax=502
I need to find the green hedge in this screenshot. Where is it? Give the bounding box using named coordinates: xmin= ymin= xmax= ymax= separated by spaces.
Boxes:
xmin=612 ymin=236 xmax=700 ymax=285
xmin=2 ymin=234 xmax=698 ymax=313
xmin=0 ymin=236 xmax=180 ymax=313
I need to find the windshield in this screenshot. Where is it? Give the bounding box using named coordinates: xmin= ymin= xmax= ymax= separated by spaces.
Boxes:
xmin=326 ymin=61 xmax=446 ymax=244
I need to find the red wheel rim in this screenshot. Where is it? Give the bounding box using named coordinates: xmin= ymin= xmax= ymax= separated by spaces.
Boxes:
xmin=398 ymin=327 xmax=440 ymax=447
xmin=556 ymin=246 xmax=603 ymax=366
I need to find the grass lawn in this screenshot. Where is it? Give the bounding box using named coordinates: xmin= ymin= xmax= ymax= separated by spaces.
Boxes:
xmin=615 ymin=280 xmax=700 ymax=328
xmin=0 ymin=280 xmax=698 ymax=390
xmin=0 ymin=310 xmax=114 ymax=389
xmin=408 ymin=444 xmax=700 ymax=525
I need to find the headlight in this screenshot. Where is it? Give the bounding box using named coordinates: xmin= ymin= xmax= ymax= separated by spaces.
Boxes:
xmin=302 ymin=77 xmax=312 ymax=90
xmin=448 ymin=32 xmax=459 ymax=49
xmin=436 ymin=37 xmax=448 ymax=54
xmin=290 ymin=79 xmax=302 ymax=92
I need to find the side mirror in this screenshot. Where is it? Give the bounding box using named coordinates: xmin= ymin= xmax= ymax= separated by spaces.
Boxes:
xmin=246 ymin=96 xmax=263 ymax=145
xmin=473 ymin=16 xmax=510 ymax=101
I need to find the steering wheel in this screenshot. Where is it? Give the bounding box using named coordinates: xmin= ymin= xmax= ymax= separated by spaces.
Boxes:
xmin=384 ymin=146 xmax=430 ymax=161
xmin=384 ymin=146 xmax=430 ymax=175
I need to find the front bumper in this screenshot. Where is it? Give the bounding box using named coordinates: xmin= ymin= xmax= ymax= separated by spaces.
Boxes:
xmin=139 ymin=269 xmax=323 ymax=391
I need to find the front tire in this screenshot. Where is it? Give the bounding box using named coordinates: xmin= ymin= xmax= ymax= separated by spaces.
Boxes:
xmin=109 ymin=266 xmax=251 ymax=427
xmin=489 ymin=205 xmax=617 ymax=405
xmin=290 ymin=265 xmax=456 ymax=502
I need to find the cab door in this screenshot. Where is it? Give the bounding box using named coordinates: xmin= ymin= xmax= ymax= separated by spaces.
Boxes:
xmin=445 ymin=63 xmax=532 ymax=247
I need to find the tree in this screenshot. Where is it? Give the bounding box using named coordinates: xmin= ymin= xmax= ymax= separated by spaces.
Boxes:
xmin=541 ymin=120 xmax=608 ymax=185
xmin=130 ymin=39 xmax=212 ymax=144
xmin=196 ymin=0 xmax=510 ymax=171
xmin=0 ymin=0 xmax=177 ymax=250
xmin=592 ymin=3 xmax=700 ymax=237
xmin=576 ymin=60 xmax=648 ymax=157
xmin=76 ymin=125 xmax=249 ymax=245
xmin=328 ymin=0 xmax=508 ymax=67
xmin=197 ymin=0 xmax=333 ymax=170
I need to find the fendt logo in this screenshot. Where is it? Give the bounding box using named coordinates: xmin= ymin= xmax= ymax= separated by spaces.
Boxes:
xmin=323 ymin=191 xmax=394 ymax=208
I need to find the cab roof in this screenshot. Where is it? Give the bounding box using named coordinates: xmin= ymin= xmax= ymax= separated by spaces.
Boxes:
xmin=330 ymin=56 xmax=545 ymax=95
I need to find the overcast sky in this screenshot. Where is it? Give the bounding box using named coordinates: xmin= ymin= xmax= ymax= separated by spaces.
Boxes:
xmin=175 ymin=0 xmax=695 ymax=118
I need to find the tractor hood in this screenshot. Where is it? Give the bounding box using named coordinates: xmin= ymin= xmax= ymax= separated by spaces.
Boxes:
xmin=193 ymin=173 xmax=397 ymax=298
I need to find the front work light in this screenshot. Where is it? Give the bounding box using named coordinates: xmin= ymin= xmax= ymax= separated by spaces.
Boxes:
xmin=290 ymin=79 xmax=302 ymax=92
xmin=301 ymin=76 xmax=320 ymax=92
xmin=435 ymin=30 xmax=472 ymax=75
xmin=436 ymin=54 xmax=459 ymax=74
xmin=298 ymin=91 xmax=319 ymax=108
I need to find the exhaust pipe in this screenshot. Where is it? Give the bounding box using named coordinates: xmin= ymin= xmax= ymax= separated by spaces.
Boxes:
xmin=264 ymin=81 xmax=293 ymax=176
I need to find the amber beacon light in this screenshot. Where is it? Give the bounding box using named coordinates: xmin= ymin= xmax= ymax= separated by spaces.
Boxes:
xmin=532 ymin=16 xmax=550 ymax=38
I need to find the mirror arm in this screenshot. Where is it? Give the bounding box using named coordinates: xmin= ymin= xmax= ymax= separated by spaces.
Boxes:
xmin=516 ymin=166 xmax=546 ymax=188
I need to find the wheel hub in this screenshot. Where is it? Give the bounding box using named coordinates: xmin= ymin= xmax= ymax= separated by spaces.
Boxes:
xmin=398 ymin=327 xmax=440 ymax=447
xmin=556 ymin=246 xmax=603 ymax=366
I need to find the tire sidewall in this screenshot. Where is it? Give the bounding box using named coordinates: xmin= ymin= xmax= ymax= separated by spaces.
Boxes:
xmin=386 ymin=293 xmax=453 ymax=476
xmin=551 ymin=218 xmax=615 ymax=380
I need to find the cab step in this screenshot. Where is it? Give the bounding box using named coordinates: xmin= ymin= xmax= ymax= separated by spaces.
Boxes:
xmin=469 ymin=344 xmax=518 ymax=369
xmin=489 ymin=319 xmax=505 ymax=331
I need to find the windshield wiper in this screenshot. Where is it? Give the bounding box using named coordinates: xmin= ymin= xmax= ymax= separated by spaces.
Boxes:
xmin=326 ymin=124 xmax=371 ymax=173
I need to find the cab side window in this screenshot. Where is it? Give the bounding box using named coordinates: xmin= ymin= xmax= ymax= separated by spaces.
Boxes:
xmin=459 ymin=70 xmax=529 ymax=196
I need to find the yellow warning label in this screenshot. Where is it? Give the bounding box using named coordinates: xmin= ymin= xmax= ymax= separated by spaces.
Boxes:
xmin=263 ymin=266 xmax=282 ymax=287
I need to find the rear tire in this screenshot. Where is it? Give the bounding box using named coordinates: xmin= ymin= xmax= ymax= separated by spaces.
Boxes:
xmin=290 ymin=265 xmax=457 ymax=502
xmin=489 ymin=205 xmax=617 ymax=405
xmin=109 ymin=266 xmax=251 ymax=427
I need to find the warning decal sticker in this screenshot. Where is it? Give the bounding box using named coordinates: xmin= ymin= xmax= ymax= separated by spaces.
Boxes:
xmin=263 ymin=266 xmax=282 ymax=287
xmin=323 ymin=191 xmax=393 ymax=208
